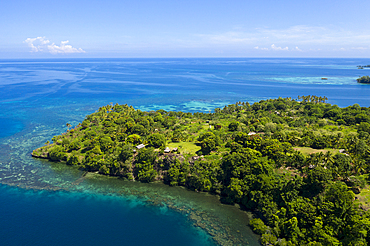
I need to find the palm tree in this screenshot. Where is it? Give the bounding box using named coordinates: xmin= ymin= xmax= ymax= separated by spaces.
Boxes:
xmin=353 ymin=158 xmax=366 ymax=175
xmin=323 ymin=151 xmax=332 ymax=166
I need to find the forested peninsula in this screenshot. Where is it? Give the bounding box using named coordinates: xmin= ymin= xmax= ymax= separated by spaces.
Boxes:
xmin=33 ymin=96 xmax=370 ymax=246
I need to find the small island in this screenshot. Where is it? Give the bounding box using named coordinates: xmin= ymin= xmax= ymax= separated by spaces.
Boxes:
xmin=357 ymin=75 xmax=370 ymax=84
xmin=33 ymin=96 xmax=370 ymax=245
xmin=357 ymin=65 xmax=370 ymax=69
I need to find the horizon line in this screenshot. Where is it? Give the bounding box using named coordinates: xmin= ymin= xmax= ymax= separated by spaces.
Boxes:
xmin=0 ymin=57 xmax=369 ymax=60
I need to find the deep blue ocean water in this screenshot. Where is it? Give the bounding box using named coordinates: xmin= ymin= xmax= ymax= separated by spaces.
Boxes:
xmin=0 ymin=185 xmax=209 ymax=246
xmin=1 ymin=58 xmax=370 ymax=245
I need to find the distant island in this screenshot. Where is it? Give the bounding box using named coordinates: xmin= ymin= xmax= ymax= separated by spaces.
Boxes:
xmin=32 ymin=96 xmax=370 ymax=246
xmin=357 ymin=75 xmax=370 ymax=84
xmin=357 ymin=65 xmax=370 ymax=69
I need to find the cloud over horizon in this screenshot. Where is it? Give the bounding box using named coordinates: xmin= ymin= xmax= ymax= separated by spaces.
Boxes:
xmin=24 ymin=37 xmax=85 ymax=54
xmin=195 ymin=24 xmax=370 ymax=54
xmin=254 ymin=44 xmax=301 ymax=51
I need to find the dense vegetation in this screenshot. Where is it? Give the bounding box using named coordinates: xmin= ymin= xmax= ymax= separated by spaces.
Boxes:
xmin=357 ymin=76 xmax=370 ymax=84
xmin=33 ymin=95 xmax=370 ymax=245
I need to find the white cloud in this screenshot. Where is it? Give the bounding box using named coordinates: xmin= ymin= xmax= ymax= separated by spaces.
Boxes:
xmin=24 ymin=37 xmax=85 ymax=54
xmin=48 ymin=40 xmax=86 ymax=54
xmin=254 ymin=46 xmax=269 ymax=50
xmin=24 ymin=37 xmax=50 ymax=52
xmin=194 ymin=25 xmax=370 ymax=53
xmin=271 ymin=44 xmax=289 ymax=51
xmin=254 ymin=44 xmax=290 ymax=51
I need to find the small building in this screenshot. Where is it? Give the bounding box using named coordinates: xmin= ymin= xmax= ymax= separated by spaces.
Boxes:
xmin=248 ymin=132 xmax=256 ymax=136
xmin=136 ymin=144 xmax=145 ymax=149
xmin=172 ymin=147 xmax=178 ymax=152
xmin=164 ymin=147 xmax=171 ymax=153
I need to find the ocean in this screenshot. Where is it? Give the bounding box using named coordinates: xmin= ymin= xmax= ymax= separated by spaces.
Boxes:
xmin=1 ymin=58 xmax=370 ymax=245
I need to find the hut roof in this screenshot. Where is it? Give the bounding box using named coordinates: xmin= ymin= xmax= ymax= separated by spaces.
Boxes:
xmin=136 ymin=144 xmax=145 ymax=149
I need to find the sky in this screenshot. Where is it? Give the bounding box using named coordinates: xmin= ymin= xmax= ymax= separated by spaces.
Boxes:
xmin=1 ymin=0 xmax=370 ymax=58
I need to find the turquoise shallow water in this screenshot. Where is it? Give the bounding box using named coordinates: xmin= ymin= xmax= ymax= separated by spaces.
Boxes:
xmin=1 ymin=58 xmax=370 ymax=245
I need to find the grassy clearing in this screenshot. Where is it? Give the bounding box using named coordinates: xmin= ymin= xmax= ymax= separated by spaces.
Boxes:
xmin=293 ymin=147 xmax=340 ymax=156
xmin=275 ymin=167 xmax=299 ymax=177
xmin=202 ymin=124 xmax=212 ymax=130
xmin=167 ymin=141 xmax=201 ymax=155
xmin=356 ymin=187 xmax=370 ymax=210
